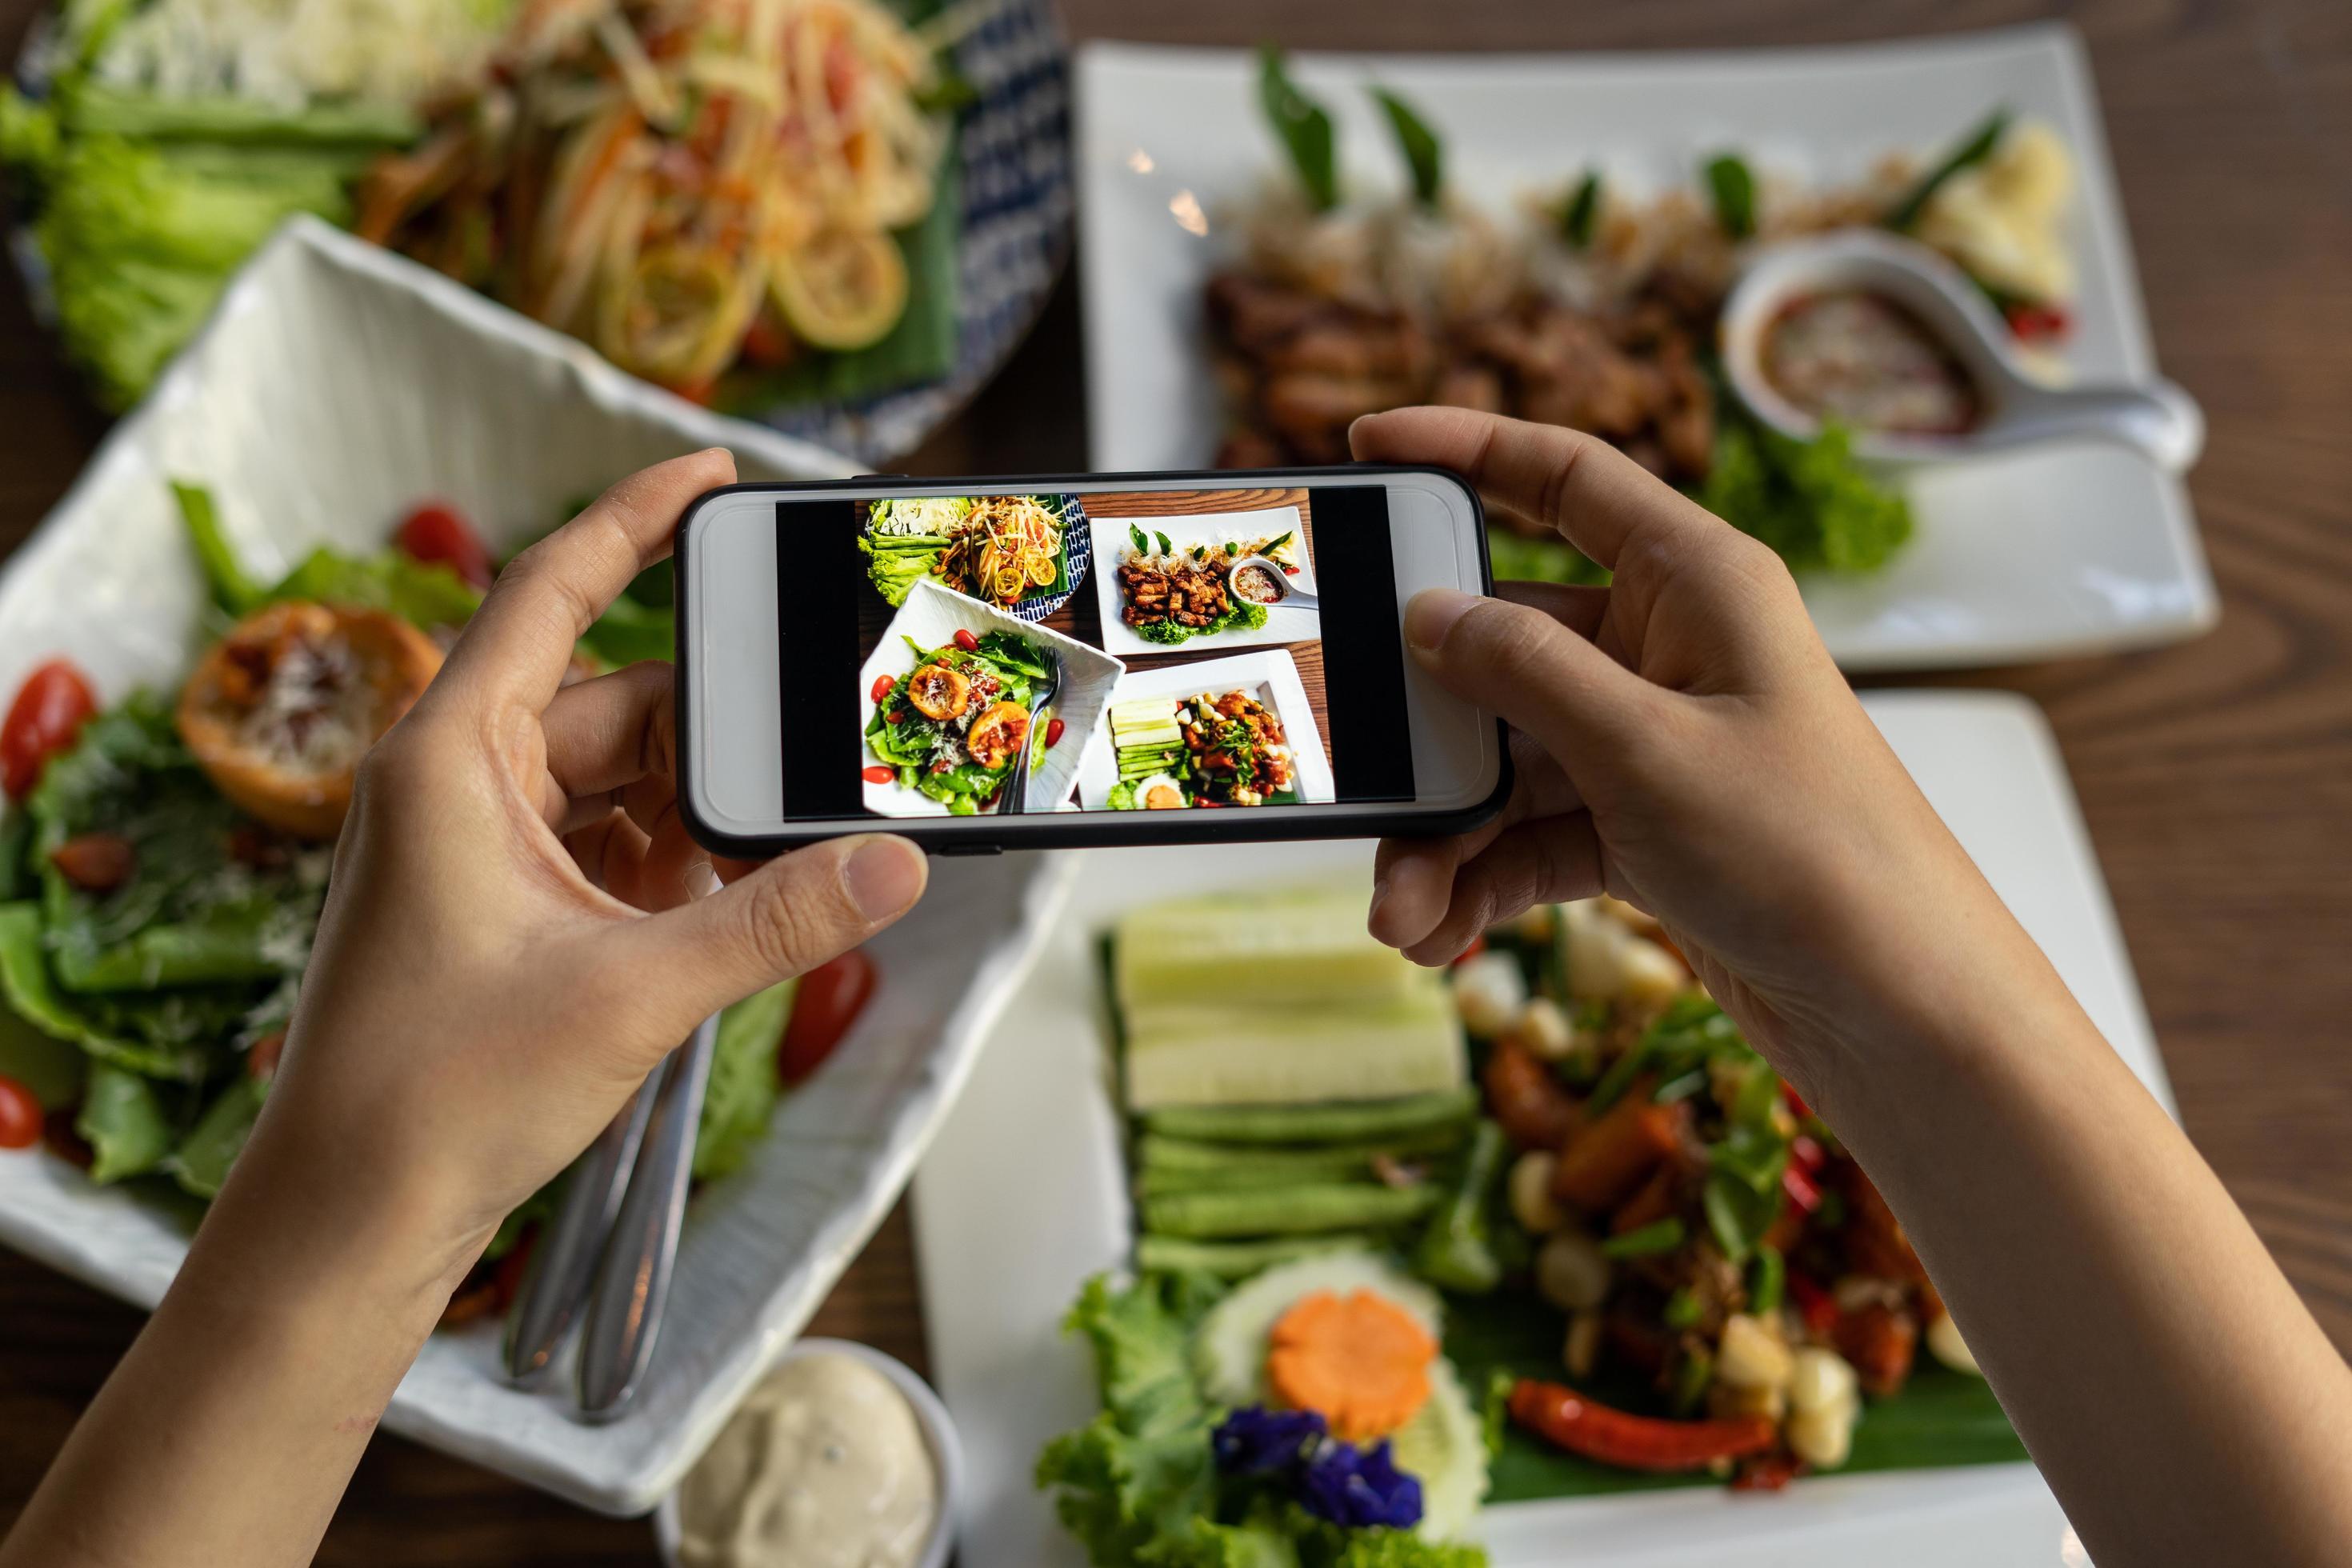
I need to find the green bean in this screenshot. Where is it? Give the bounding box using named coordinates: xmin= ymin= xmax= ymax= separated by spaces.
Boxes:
xmin=1134 ymin=1234 xmax=1382 ymax=1279
xmin=1137 ymin=1124 xmax=1468 ymax=1174
xmin=1140 ymin=1087 xmax=1478 ymax=1146
xmin=1140 ymin=1181 xmax=1443 ymax=1240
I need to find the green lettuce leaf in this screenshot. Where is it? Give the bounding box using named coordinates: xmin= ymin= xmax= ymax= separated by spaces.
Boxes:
xmin=77 ymin=1059 xmax=176 ymax=1182
xmin=692 ymin=979 xmax=797 ymax=1182
xmin=265 ymin=545 xmax=482 ymax=627
xmin=168 ymin=1071 xmax=269 ymax=1198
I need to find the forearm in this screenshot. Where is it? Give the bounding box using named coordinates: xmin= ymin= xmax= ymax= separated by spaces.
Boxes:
xmin=0 ymin=1130 xmax=466 ymax=1568
xmin=1818 ymin=918 xmax=2352 ymax=1568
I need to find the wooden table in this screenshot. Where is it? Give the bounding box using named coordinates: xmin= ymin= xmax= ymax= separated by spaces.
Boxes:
xmin=3 ymin=0 xmax=2348 ymax=1561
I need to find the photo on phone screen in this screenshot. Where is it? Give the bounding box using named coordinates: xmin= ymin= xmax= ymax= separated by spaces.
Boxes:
xmin=779 ymin=482 xmax=1419 ymax=822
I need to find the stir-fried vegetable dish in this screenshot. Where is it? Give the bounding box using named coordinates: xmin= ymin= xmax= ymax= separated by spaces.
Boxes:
xmin=1038 ymin=882 xmax=2017 ymax=1562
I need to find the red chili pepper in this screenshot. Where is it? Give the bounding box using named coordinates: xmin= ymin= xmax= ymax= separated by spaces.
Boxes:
xmin=1787 ymin=1271 xmax=1839 ymax=1338
xmin=49 ymin=832 xmax=135 ymax=894
xmin=0 ymin=1075 xmax=40 ymax=1150
xmin=1045 ymin=717 xmax=1066 ymax=748
xmin=1731 ymin=1453 xmax=1802 ymax=1491
xmin=2 ymin=659 xmax=98 ymax=800
xmin=1781 ymin=1081 xmax=1812 ymax=1121
xmin=1790 ymin=1134 xmax=1826 ymax=1174
xmin=1508 ymin=1379 xmax=1777 ymax=1472
xmin=952 ymin=629 xmax=979 ymax=653
xmin=1782 ymin=1162 xmax=1822 ymax=1215
xmin=1452 ymin=934 xmax=1486 ymax=963
xmin=779 ymin=949 xmax=877 ymax=1084
xmin=394 ymin=503 xmax=494 ymax=589
xmin=870 ymin=674 xmax=897 ymax=704
xmin=861 ymin=766 xmax=894 ymax=784
xmin=2003 ymin=301 xmax=2072 ymax=342
xmin=1282 ymin=564 xmax=1300 ymax=574
xmin=1484 ymin=1038 xmax=1578 ymax=1153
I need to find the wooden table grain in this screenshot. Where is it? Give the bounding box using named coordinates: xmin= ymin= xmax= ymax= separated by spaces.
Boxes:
xmin=3 ymin=1 xmax=2349 ymax=1561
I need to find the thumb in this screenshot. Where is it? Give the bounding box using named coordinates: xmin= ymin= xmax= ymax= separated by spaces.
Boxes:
xmin=605 ymin=834 xmax=927 ymax=1037
xmin=1404 ymin=588 xmax=1650 ymax=762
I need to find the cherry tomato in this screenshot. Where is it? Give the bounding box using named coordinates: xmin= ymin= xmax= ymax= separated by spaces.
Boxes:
xmin=870 ymin=674 xmax=898 ymax=704
xmin=395 ymin=503 xmax=494 ymax=590
xmin=1282 ymin=564 xmax=1300 ymax=575
xmin=861 ymin=765 xmax=895 ymax=784
xmin=2 ymin=659 xmax=97 ymax=800
xmin=1044 ymin=717 xmax=1066 ymax=748
xmin=0 ymin=1075 xmax=40 ymax=1150
xmin=952 ymin=629 xmax=979 ymax=653
xmin=2003 ymin=301 xmax=2072 ymax=342
xmin=50 ymin=832 xmax=135 ymax=894
xmin=778 ymin=948 xmax=877 ymax=1085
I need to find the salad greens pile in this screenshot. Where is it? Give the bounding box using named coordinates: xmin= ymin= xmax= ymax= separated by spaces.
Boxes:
xmin=860 ymin=495 xmax=976 ymax=606
xmin=1038 ymin=1271 xmax=1484 ymax=1568
xmin=0 ymin=482 xmax=790 ymax=1234
xmin=862 ymin=630 xmax=1050 ymax=814
xmin=0 ymin=1 xmax=423 ymax=409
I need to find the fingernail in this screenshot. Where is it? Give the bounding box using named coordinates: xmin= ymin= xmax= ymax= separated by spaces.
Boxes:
xmin=845 ymin=837 xmax=924 ymax=921
xmin=1404 ymin=588 xmax=1478 ymax=658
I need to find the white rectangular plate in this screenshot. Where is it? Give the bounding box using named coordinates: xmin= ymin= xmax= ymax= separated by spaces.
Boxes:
xmin=0 ymin=218 xmax=1074 ymax=1514
xmin=1074 ymin=648 xmax=1334 ymax=809
xmin=1075 ymin=25 xmax=2217 ymax=671
xmin=859 ymin=577 xmax=1126 ymax=817
xmin=913 ymin=689 xmax=2167 ymax=1566
xmin=1088 ymin=504 xmax=1320 ymax=657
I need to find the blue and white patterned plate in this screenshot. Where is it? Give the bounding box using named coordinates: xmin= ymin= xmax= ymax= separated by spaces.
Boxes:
xmin=766 ymin=0 xmax=1074 ymax=465
xmin=1010 ymin=495 xmax=1089 ymax=623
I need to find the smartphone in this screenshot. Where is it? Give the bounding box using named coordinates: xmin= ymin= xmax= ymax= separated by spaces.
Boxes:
xmin=674 ymin=467 xmax=1507 ymax=855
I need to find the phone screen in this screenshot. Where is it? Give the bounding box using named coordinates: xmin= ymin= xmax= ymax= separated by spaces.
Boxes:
xmin=774 ymin=482 xmax=1416 ymax=822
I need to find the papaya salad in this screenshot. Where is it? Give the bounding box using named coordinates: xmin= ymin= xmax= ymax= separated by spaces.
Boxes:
xmin=1038 ymin=886 xmax=2014 ymax=1563
xmin=0 ymin=483 xmax=877 ymax=1326
xmin=358 ymin=0 xmax=966 ymax=402
xmin=860 ymin=493 xmax=1081 ymax=612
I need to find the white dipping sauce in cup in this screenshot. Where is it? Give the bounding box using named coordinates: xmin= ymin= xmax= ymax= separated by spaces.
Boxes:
xmin=675 ymin=1351 xmax=938 ymax=1568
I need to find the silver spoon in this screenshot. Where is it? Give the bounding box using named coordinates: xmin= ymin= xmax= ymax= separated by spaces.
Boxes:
xmin=501 ymin=1068 xmax=662 ymax=1384
xmin=575 ymin=1013 xmax=719 ymax=1420
xmin=1721 ymin=230 xmax=2203 ymax=472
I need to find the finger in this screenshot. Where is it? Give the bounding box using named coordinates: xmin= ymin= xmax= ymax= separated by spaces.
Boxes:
xmin=537 ymin=662 xmax=676 ymax=828
xmin=1401 ymin=812 xmax=1606 ymax=966
xmin=1370 ymin=731 xmax=1583 ymax=948
xmin=436 ymin=450 xmax=734 ymax=711
xmin=562 ymin=809 xmax=650 ymax=895
xmin=1498 ymin=579 xmax=1610 ymax=641
xmin=1350 ymin=407 xmax=1722 ymax=571
xmin=1404 ymin=587 xmax=1651 ymax=762
xmin=607 ymin=834 xmax=927 ymax=1033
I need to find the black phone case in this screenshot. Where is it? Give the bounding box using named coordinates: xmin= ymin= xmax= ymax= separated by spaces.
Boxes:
xmin=674 ymin=464 xmax=1512 ymax=858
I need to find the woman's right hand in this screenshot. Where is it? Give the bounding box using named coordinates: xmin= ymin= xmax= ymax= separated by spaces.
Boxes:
xmin=1352 ymin=406 xmax=2046 ymax=1106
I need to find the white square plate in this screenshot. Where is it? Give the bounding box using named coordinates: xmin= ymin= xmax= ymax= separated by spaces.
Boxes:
xmin=1075 ymin=25 xmax=2217 ymax=671
xmin=0 ymin=218 xmax=1074 ymax=1514
xmin=913 ymin=689 xmax=2167 ymax=1566
xmin=1087 ymin=504 xmax=1319 ymax=657
xmin=1073 ymin=648 xmax=1335 ymax=809
xmin=858 ymin=578 xmax=1125 ymax=816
